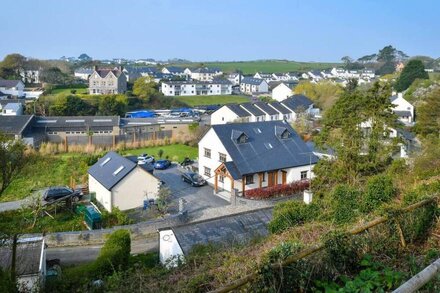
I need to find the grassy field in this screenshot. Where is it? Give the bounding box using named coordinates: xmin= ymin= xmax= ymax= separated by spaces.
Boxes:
xmin=176 ymin=95 xmax=249 ymax=106
xmin=121 ymin=144 xmax=198 ymax=161
xmin=51 ymin=87 xmax=89 ymax=95
xmin=171 ymin=60 xmax=340 ymax=74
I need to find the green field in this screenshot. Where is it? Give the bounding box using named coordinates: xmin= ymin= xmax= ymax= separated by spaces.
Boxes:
xmin=171 ymin=60 xmax=340 ymax=74
xmin=176 ymin=95 xmax=249 ymax=106
xmin=51 ymin=87 xmax=89 ymax=95
xmin=122 ymin=144 xmax=198 ymax=161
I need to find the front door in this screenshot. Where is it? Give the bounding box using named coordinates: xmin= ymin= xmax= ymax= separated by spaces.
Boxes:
xmin=282 ymin=171 xmax=287 ymax=184
xmin=268 ymin=171 xmax=275 ymax=187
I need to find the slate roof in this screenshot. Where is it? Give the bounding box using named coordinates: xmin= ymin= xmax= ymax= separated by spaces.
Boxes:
xmin=170 ymin=208 xmax=272 ymax=255
xmin=0 ymin=238 xmax=44 ymax=276
xmin=124 ymin=66 xmax=158 ymax=74
xmin=240 ymin=103 xmax=265 ymax=116
xmin=282 ymin=95 xmax=313 ymax=112
xmin=241 ymin=77 xmax=265 ymax=85
xmin=3 ymin=103 xmax=22 ymax=112
xmin=390 ymin=95 xmax=399 ymax=103
xmin=269 ymin=101 xmax=292 ymax=115
xmin=191 ymin=67 xmax=221 ymax=74
xmin=0 ymin=99 xmax=25 ymax=108
xmin=164 ymin=66 xmax=185 ymax=73
xmin=34 ymin=116 xmax=119 ymax=128
xmin=226 ymin=104 xmax=251 ymax=118
xmin=94 ymin=68 xmax=124 ymax=78
xmin=394 ymin=110 xmax=412 ymax=117
xmin=254 ymin=102 xmax=279 ymax=115
xmin=88 ymin=151 xmax=137 ymax=190
xmin=212 ymin=121 xmax=318 ymax=178
xmin=0 ymin=80 xmax=22 ymax=88
xmin=163 ymin=79 xmax=231 ymax=85
xmin=0 ymin=115 xmax=34 ymax=135
xmin=74 ymin=68 xmax=93 ymax=74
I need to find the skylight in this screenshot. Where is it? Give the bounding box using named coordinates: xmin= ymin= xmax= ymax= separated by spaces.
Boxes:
xmin=66 ymin=119 xmax=85 ymax=123
xmin=100 ymin=157 xmax=111 ymax=166
xmin=93 ymin=119 xmax=112 ymax=122
xmin=253 ymin=128 xmax=262 ymax=134
xmin=113 ymin=166 xmax=124 ymax=176
xmin=264 ymin=143 xmax=273 ymax=149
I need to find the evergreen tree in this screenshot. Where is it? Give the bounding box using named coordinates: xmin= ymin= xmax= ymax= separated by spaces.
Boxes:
xmin=395 ymin=60 xmax=429 ymax=92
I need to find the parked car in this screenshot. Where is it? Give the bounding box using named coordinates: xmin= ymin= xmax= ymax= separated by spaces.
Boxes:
xmin=180 ymin=157 xmax=194 ymax=167
xmin=154 ymin=159 xmax=171 ymax=170
xmin=181 ymin=172 xmax=206 ymax=187
xmin=138 ymin=155 xmax=155 ymax=165
xmin=42 ymin=186 xmax=83 ymax=202
xmin=137 ymin=153 xmax=149 ymax=160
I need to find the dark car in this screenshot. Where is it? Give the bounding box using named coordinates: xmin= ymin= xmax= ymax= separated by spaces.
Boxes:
xmin=42 ymin=186 xmax=82 ymax=202
xmin=181 ymin=172 xmax=206 ymax=187
xmin=154 ymin=159 xmax=171 ymax=170
xmin=180 ymin=157 xmax=194 ymax=167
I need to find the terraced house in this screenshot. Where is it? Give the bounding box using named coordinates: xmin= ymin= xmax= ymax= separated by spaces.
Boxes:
xmin=161 ymin=79 xmax=232 ymax=96
xmin=88 ymin=66 xmax=127 ymax=94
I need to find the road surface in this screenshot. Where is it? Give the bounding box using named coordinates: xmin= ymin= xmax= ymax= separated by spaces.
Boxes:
xmin=0 ymin=199 xmax=27 ymax=213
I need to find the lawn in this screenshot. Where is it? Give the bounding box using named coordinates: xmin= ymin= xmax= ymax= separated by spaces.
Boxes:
xmin=121 ymin=144 xmax=198 ymax=161
xmin=51 ymin=87 xmax=89 ymax=95
xmin=0 ymin=154 xmax=91 ymax=202
xmin=171 ymin=60 xmax=340 ymax=75
xmin=176 ymin=95 xmax=249 ymax=106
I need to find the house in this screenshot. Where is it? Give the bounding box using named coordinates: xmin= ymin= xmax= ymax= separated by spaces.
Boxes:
xmin=281 ymin=94 xmax=316 ymax=120
xmin=269 ymin=101 xmax=294 ymax=121
xmin=1 ymin=102 xmax=23 ymax=116
xmin=0 ymin=115 xmax=35 ymax=141
xmin=74 ymin=68 xmax=93 ymax=80
xmin=307 ymin=70 xmax=323 ymax=81
xmin=390 ymin=93 xmax=414 ymax=125
xmin=240 ymin=77 xmax=269 ymax=94
xmin=88 ymin=151 xmax=161 ymax=212
xmin=239 ymin=102 xmax=266 ymax=122
xmin=0 ymin=237 xmax=46 ymax=292
xmin=185 ymin=67 xmax=222 ymax=81
xmin=210 ymin=104 xmax=251 ymax=125
xmin=253 ymin=72 xmax=276 ymax=83
xmin=0 ymin=79 xmax=25 ymax=97
xmin=123 ymin=66 xmax=158 ymax=82
xmin=159 ymin=208 xmax=272 ymax=267
xmin=88 ymin=66 xmax=127 ymax=95
xmin=161 ymin=66 xmax=186 ymax=76
xmin=161 ymin=79 xmax=232 ymax=96
xmin=226 ymin=73 xmax=242 ymax=85
xmin=20 ymin=69 xmax=41 ymax=84
xmin=272 ymin=82 xmax=294 ymax=102
xmin=254 ymin=102 xmax=280 ymax=121
xmin=198 ymin=121 xmax=318 ymax=200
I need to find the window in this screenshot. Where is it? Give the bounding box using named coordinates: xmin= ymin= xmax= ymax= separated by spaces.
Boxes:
xmin=262 ymin=173 xmax=266 ymax=182
xmin=219 ymin=153 xmax=226 ymax=163
xmin=301 ymin=171 xmax=308 ymax=180
xmin=219 ymin=175 xmax=225 ymax=183
xmin=204 ymin=148 xmax=211 ymax=158
xmin=245 ymin=174 xmax=254 ymax=185
xmin=113 ymin=166 xmax=125 ymax=176
xmin=204 ymin=166 xmax=211 ymax=177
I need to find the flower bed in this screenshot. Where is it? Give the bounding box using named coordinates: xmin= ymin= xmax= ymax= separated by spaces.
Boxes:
xmin=244 ymin=180 xmax=310 ymax=199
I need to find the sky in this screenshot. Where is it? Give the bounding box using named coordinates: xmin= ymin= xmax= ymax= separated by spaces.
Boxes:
xmin=2 ymin=0 xmax=439 ymax=62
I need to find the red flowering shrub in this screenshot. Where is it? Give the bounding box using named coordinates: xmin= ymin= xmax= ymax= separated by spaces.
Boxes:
xmin=244 ymin=180 xmax=310 ymax=199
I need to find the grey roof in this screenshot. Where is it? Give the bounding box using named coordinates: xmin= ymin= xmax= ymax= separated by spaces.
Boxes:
xmin=88 ymin=151 xmax=137 ymax=190
xmin=282 ymin=95 xmax=313 ymax=112
xmin=241 ymin=77 xmax=265 ymax=85
xmin=394 ymin=110 xmax=412 ymax=117
xmin=269 ymin=101 xmax=293 ymax=115
xmin=0 ymin=90 xmax=9 ymax=97
xmin=254 ymin=102 xmax=279 ymax=116
xmin=74 ymin=68 xmax=93 ymax=74
xmin=171 ymin=208 xmax=272 ymax=255
xmin=396 ymin=128 xmax=415 ymax=141
xmin=163 ymin=79 xmax=231 ymax=85
xmin=124 ymin=66 xmax=158 ymax=74
xmin=0 ymin=80 xmax=22 ymax=88
xmin=3 ymin=103 xmax=22 ymax=111
xmin=34 ymin=116 xmax=119 ymax=128
xmin=0 ymin=115 xmax=34 ymax=135
xmin=0 ymin=238 xmax=44 ymax=276
xmin=94 ymin=68 xmax=124 ymax=78
xmin=164 ymin=66 xmax=185 ymax=73
xmin=212 ymin=121 xmax=318 ymax=177
xmin=306 ymin=141 xmax=335 ymax=157
xmin=226 ymin=104 xmax=251 ymax=118
xmin=390 ymin=95 xmax=399 ymax=103
xmin=0 ymin=99 xmax=25 ymax=107
xmin=191 ymin=67 xmax=221 ymax=74
xmin=120 ymin=117 xmax=199 ymax=127
xmin=240 ymin=103 xmax=265 ymax=116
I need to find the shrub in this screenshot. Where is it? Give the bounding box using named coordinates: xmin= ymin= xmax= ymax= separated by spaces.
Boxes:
xmin=360 ymin=175 xmax=395 ymax=213
xmin=94 ymin=229 xmax=131 ymax=276
xmin=101 ymin=207 xmax=133 ymax=227
xmin=245 ymin=180 xmax=310 ymax=199
xmin=329 ymin=184 xmax=361 ymax=224
xmin=269 ymin=200 xmax=320 ymax=233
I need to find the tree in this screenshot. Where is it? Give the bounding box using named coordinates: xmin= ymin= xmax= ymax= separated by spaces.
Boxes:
xmin=49 ymin=95 xmax=95 ymax=116
xmin=133 ymin=76 xmax=159 ymax=102
xmin=78 ymin=53 xmax=92 ymax=62
xmin=313 ymin=82 xmax=397 ymax=192
xmin=157 ymin=149 xmax=164 ymax=159
xmin=0 ymin=53 xmax=26 ymax=79
xmin=39 ymin=67 xmax=70 ymax=84
xmin=341 ymin=56 xmax=353 ymax=69
xmin=156 ymin=187 xmax=171 ymax=214
xmin=395 ymin=60 xmax=429 ymax=92
xmin=414 ymin=88 xmax=440 ymax=137
xmin=294 ymin=81 xmax=343 ymax=111
xmin=0 ymin=133 xmax=26 ymax=195
xmin=98 ymin=95 xmax=128 ymax=116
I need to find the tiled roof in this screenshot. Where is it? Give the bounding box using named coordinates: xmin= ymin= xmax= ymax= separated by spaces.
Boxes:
xmin=0 ymin=115 xmax=34 ymax=135
xmin=241 ymin=77 xmax=265 ymax=85
xmin=282 ymin=95 xmax=313 ymax=112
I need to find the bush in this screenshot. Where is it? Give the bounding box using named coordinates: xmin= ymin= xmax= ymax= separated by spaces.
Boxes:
xmin=360 ymin=175 xmax=395 ymax=213
xmin=269 ymin=200 xmax=320 ymax=233
xmin=329 ymin=184 xmax=361 ymax=224
xmin=101 ymin=207 xmax=133 ymax=227
xmin=94 ymin=229 xmax=131 ymax=276
xmin=245 ymin=181 xmax=310 ymax=199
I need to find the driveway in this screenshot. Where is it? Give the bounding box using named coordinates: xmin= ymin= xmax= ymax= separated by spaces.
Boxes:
xmin=0 ymin=199 xmax=27 ymax=213
xmin=154 ymin=164 xmax=229 ymax=213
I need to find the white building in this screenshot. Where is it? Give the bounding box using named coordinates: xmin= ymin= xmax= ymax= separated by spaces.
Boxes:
xmin=161 ymin=80 xmax=232 ymax=96
xmin=88 ymin=152 xmax=160 ymax=212
xmin=0 ymin=80 xmax=25 ymax=97
xmin=390 ymin=93 xmax=414 ymax=125
xmin=1 ymin=102 xmax=23 ymax=116
xmin=161 ymin=66 xmax=186 ymax=76
xmin=226 ymin=73 xmax=242 ymax=85
xmin=198 ymin=121 xmax=318 ymax=201
xmin=20 ymin=69 xmax=41 ymax=84
xmin=272 ymin=83 xmax=293 ymax=102
xmin=240 ymin=77 xmax=269 ymax=94
xmin=253 ymin=72 xmax=276 ymax=83
xmin=185 ymin=67 xmax=222 ymax=81
xmin=74 ymin=68 xmax=93 ymax=80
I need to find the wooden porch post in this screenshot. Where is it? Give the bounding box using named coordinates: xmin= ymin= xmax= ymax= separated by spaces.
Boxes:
xmin=214 ymin=173 xmax=218 ymax=193
xmin=274 ymin=170 xmax=278 ymax=185
xmin=242 ymin=176 xmax=246 ymax=196
xmin=258 ymin=173 xmax=263 ymax=188
xmin=231 ymin=178 xmax=234 ymax=191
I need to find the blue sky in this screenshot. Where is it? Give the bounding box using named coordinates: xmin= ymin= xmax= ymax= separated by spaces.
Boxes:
xmin=2 ymin=0 xmax=439 ymax=62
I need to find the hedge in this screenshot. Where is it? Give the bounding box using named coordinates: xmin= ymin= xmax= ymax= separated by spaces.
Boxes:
xmin=269 ymin=200 xmax=320 ymax=233
xmin=94 ymin=229 xmax=131 ymax=276
xmin=245 ymin=180 xmax=310 ymax=199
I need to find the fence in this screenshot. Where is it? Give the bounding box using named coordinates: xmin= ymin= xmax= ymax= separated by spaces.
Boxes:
xmin=209 ymin=197 xmax=438 ymax=293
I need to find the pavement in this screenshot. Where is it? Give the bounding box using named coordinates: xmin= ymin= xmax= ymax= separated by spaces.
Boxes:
xmin=0 ymin=199 xmax=27 ymax=213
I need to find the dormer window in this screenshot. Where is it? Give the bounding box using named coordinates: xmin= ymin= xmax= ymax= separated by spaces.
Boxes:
xmin=231 ymin=130 xmax=248 ymax=144
xmin=238 ymin=134 xmax=247 ymax=144
xmin=275 ymin=125 xmax=291 ymax=139
xmin=281 ymin=129 xmax=290 ymax=139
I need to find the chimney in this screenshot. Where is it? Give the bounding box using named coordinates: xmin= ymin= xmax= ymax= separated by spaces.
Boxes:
xmin=119 ymin=66 xmax=123 ymax=72
xmin=93 ymin=65 xmax=98 ymax=71
xmin=397 ymin=93 xmax=403 ymax=99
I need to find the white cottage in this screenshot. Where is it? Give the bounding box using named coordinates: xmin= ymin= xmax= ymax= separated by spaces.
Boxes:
xmin=272 ymin=83 xmax=293 ymax=102
xmin=390 ymin=93 xmax=414 ymax=125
